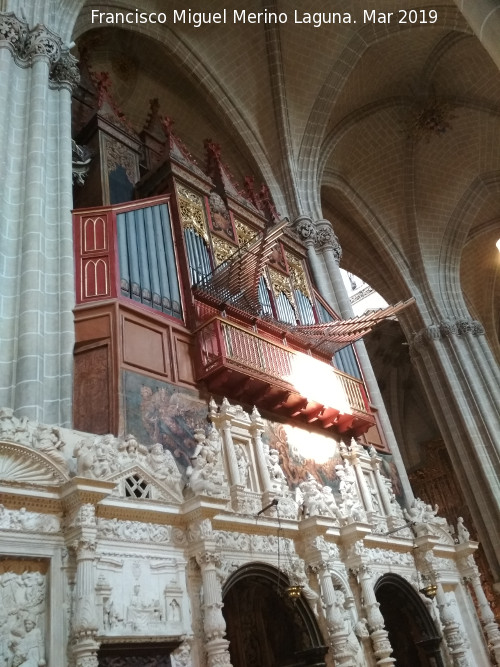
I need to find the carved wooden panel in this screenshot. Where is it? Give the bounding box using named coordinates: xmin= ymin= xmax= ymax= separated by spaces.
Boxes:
xmin=172 ymin=332 xmax=196 ymax=387
xmin=74 ymin=344 xmax=111 ymax=434
xmin=75 ymin=313 xmax=111 ymax=345
xmin=100 ymin=658 xmax=171 ymax=667
xmin=74 ymin=209 xmax=116 ymax=304
xmin=122 ymin=316 xmax=170 ymax=377
xmin=98 ymin=642 xmax=177 ymax=667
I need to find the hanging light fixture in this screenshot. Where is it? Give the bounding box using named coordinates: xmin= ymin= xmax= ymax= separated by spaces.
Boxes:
xmin=274 ymin=500 xmax=304 ymax=600
xmin=414 ymin=542 xmax=438 ymax=600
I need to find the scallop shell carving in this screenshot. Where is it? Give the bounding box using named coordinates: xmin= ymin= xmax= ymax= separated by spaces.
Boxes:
xmin=0 ymin=443 xmax=67 ymax=484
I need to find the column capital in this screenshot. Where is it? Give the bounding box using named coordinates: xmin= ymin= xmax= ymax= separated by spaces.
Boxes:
xmin=0 ymin=12 xmax=29 ymax=61
xmin=0 ymin=11 xmax=79 ymax=87
xmin=314 ymin=220 xmax=343 ymax=261
xmin=50 ymin=48 xmax=80 ymax=90
xmin=410 ymin=317 xmax=485 ymax=353
xmin=25 ymin=23 xmax=62 ymax=64
xmin=293 ymin=215 xmax=317 ymax=246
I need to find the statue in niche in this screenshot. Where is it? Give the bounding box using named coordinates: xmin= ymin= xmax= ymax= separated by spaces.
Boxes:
xmin=168 ymin=599 xmax=181 ymax=623
xmin=234 ymin=444 xmax=250 ymax=487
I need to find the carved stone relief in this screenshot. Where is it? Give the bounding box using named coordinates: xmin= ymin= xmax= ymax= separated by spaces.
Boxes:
xmin=0 ymin=506 xmax=60 ymax=533
xmin=0 ymin=561 xmax=47 ymax=667
xmin=0 ymin=409 xmax=70 ymax=481
xmin=74 ymin=434 xmax=184 ymax=503
xmin=95 ymin=558 xmax=185 ymax=637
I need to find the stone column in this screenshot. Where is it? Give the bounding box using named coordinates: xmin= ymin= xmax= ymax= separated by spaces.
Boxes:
xmin=217 ymin=398 xmax=240 ymax=486
xmin=294 ymin=216 xmax=341 ymax=312
xmin=0 ymin=11 xmax=78 ymax=426
xmin=71 ymin=506 xmax=100 ymax=667
xmin=434 ymin=584 xmax=471 ymax=667
xmin=458 ymin=549 xmax=500 ymax=665
xmin=454 ymin=0 xmax=500 ymax=71
xmin=410 ymin=321 xmax=500 ymax=584
xmin=250 ymin=406 xmax=272 ymax=494
xmin=196 ymin=551 xmax=232 ymax=667
xmin=343 ymin=442 xmax=374 ymax=517
xmin=356 ymin=566 xmax=395 ymax=666
xmin=368 ymin=447 xmax=392 ymax=517
xmin=311 ymin=561 xmax=353 ymax=667
xmin=296 ymin=217 xmax=414 ymax=505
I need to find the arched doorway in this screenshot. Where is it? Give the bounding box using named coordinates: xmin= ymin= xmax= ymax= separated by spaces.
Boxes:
xmin=222 ymin=563 xmax=328 ymax=667
xmin=375 ymin=574 xmax=444 ymax=666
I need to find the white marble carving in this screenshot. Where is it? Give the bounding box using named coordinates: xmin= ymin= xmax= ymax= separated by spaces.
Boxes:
xmin=0 ymin=506 xmax=60 ymax=533
xmin=456 ymin=517 xmax=470 ymax=543
xmin=74 ymin=434 xmax=184 ymax=502
xmin=234 ymin=444 xmax=250 ymax=487
xmin=171 ymin=638 xmax=192 ymax=667
xmin=0 ymin=569 xmax=47 ymax=667
xmin=186 ymin=426 xmax=227 ymax=497
xmin=299 ymin=474 xmax=339 ymax=520
xmin=263 ymin=444 xmax=288 ymax=493
xmin=404 ymin=498 xmax=453 ymax=541
xmin=95 ymin=558 xmax=185 ymax=637
xmin=97 ymin=519 xmax=187 ymax=545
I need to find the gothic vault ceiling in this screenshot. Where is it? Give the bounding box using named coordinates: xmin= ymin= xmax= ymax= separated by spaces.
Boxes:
xmin=73 ymin=0 xmax=500 ymax=358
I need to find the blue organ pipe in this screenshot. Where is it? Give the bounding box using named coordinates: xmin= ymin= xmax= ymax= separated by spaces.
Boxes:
xmin=152 ymin=204 xmax=170 ymax=303
xmin=125 ymin=210 xmax=140 ymax=299
xmin=143 ymin=204 xmax=161 ymax=302
xmin=135 ymin=207 xmax=151 ymax=298
xmin=116 ymin=212 xmax=130 ymax=294
xmin=159 ymin=204 xmax=182 ymax=313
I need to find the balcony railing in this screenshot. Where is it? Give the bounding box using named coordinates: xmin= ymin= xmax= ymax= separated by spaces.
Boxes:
xmin=196 ymin=316 xmax=374 ymax=433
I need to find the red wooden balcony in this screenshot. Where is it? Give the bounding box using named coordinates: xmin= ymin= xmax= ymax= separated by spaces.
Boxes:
xmin=195 ymin=316 xmax=376 ymax=436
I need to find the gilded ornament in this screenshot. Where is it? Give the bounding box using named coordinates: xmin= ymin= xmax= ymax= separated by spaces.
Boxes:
xmin=285 ymin=251 xmax=310 ymax=297
xmin=268 ymin=267 xmax=295 ymax=307
xmin=176 ymin=185 xmax=209 ymax=241
xmin=234 ymin=219 xmax=258 ymax=246
xmin=212 ymin=236 xmax=236 ymax=266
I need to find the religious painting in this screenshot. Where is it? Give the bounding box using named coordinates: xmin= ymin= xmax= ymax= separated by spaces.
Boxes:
xmin=263 ymin=421 xmax=343 ymax=493
xmin=122 ymin=372 xmax=209 ymax=473
xmin=378 ymin=452 xmax=406 ymax=504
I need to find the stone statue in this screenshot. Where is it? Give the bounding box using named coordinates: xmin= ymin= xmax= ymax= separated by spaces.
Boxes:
xmin=147 ymin=444 xmax=182 ymax=494
xmin=299 ymin=474 xmax=336 ymax=518
xmin=234 ymin=444 xmax=250 ymax=487
xmin=13 ymin=616 xmax=46 ymax=667
xmin=456 ymin=517 xmax=470 ymax=543
xmin=186 ymin=427 xmax=226 ymax=497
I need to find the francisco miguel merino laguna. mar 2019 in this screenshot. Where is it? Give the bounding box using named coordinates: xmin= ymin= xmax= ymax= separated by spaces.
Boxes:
xmin=90 ymin=8 xmax=439 ymax=27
